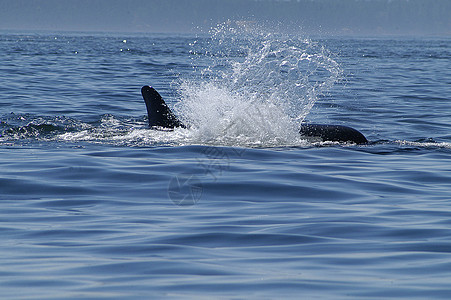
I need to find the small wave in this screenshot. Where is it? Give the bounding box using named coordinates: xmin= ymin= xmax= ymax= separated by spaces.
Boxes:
xmin=0 ymin=114 xmax=85 ymax=140
xmin=395 ymin=140 xmax=451 ymax=149
xmin=0 ymin=114 xmax=150 ymax=146
xmin=2 ymin=123 xmax=63 ymax=139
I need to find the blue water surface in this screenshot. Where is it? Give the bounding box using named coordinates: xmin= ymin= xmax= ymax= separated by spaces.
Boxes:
xmin=0 ymin=30 xmax=450 ymax=299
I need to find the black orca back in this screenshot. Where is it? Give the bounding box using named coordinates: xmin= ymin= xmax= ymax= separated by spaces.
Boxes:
xmin=299 ymin=124 xmax=368 ymax=144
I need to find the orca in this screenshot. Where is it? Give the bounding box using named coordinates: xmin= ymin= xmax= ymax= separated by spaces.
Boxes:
xmin=141 ymin=85 xmax=368 ymax=144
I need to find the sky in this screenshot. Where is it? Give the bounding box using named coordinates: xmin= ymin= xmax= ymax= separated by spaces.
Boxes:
xmin=0 ymin=0 xmax=450 ymax=36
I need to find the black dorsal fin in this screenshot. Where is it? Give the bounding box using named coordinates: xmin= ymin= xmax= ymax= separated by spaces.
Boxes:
xmin=141 ymin=86 xmax=185 ymax=128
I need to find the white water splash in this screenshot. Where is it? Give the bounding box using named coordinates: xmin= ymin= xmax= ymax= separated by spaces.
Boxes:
xmin=175 ymin=22 xmax=342 ymax=147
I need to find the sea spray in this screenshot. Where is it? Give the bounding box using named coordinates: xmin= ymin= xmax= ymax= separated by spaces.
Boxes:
xmin=175 ymin=22 xmax=342 ymax=146
xmin=177 ymin=81 xmax=298 ymax=146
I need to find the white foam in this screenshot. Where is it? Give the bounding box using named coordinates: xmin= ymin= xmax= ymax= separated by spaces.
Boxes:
xmin=395 ymin=140 xmax=451 ymax=149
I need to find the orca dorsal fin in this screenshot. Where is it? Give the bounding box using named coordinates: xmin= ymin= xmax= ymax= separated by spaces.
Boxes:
xmin=141 ymin=86 xmax=185 ymax=128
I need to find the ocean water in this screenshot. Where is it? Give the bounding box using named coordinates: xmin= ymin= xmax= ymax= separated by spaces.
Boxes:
xmin=0 ymin=25 xmax=450 ymax=299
